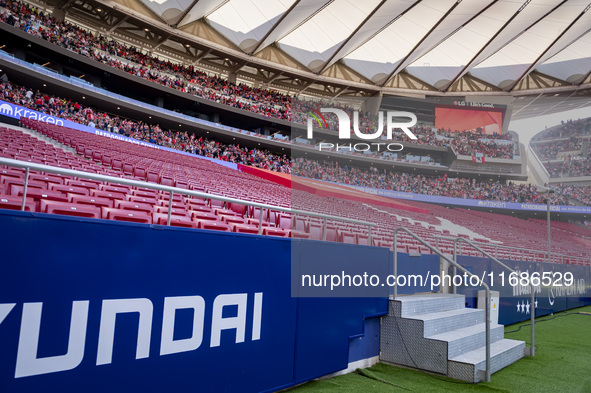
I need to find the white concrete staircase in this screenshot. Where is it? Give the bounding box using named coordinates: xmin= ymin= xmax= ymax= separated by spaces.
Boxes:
xmin=380 ymin=294 xmax=525 ymax=382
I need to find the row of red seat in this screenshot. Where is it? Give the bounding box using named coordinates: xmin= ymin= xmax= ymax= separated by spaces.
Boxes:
xmin=3 ymin=120 xmax=590 ymax=264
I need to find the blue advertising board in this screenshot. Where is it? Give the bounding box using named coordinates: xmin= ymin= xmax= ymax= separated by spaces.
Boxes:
xmin=0 ymin=210 xmax=388 ymax=392
xmin=456 ymin=256 xmax=591 ymax=325
xmin=0 ymin=99 xmax=237 ymax=169
xmin=344 ymin=184 xmax=591 ymax=215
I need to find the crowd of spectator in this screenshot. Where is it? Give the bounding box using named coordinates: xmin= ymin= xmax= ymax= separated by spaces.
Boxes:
xmin=531 ymin=137 xmax=582 ymax=161
xmin=3 ymin=77 xmax=591 ymax=206
xmin=445 ymin=131 xmax=514 ymax=158
xmin=545 ymin=158 xmax=591 ymax=178
xmin=553 ymin=184 xmax=591 ymax=206
xmin=0 ymin=0 xmax=291 ymax=120
xmin=531 ymin=118 xmax=591 ymax=142
xmin=531 ymin=118 xmax=591 ymax=169
xmin=10 ymin=0 xmax=591 ymax=206
xmin=291 ymin=158 xmax=570 ymax=205
xmin=293 ymin=98 xmax=515 ymax=158
xmin=0 ymin=0 xmax=518 ymax=159
xmin=0 ymin=80 xmax=291 ymax=172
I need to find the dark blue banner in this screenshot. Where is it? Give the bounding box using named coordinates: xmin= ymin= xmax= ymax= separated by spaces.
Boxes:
xmin=345 ymin=185 xmax=591 ymax=214
xmin=456 ymin=256 xmax=591 ymax=325
xmin=0 ymin=211 xmax=388 ymax=392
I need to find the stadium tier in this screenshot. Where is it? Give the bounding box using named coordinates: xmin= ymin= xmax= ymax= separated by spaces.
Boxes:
xmin=0 ymin=77 xmax=586 ymax=207
xmin=530 ymin=118 xmax=591 ymax=178
xmin=0 ymin=118 xmax=588 ymax=266
xmin=0 ymin=80 xmax=291 ymax=172
xmin=1 ymin=0 xmax=591 ymax=391
xmin=0 ymin=0 xmax=520 ymax=160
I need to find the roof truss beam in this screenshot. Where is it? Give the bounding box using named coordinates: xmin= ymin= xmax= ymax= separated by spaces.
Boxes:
xmin=316 ymin=0 xmax=389 ymax=74
xmin=508 ymin=2 xmax=591 ymax=91
xmin=108 ymin=15 xmax=128 ymax=32
xmin=445 ymin=0 xmax=568 ymax=91
xmin=253 ymin=0 xmax=335 ymax=55
xmin=172 ymin=0 xmax=200 ymax=28
xmin=249 ymin=0 xmax=302 ymax=55
xmin=381 ymin=0 xmax=468 ymax=87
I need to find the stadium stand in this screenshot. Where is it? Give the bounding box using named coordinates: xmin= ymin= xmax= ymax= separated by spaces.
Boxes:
xmin=1 ymin=0 xmax=591 ymax=390
xmin=0 ymin=80 xmax=291 ymax=172
xmin=0 ymin=118 xmax=588 ymax=265
xmin=0 ymin=0 xmax=517 ymax=159
xmin=530 ymin=117 xmax=591 ymax=177
xmin=1 ymin=78 xmax=575 ymax=206
xmin=292 ymin=158 xmax=573 ymax=205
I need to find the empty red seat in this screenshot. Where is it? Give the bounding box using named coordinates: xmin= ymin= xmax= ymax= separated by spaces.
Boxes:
xmin=158 ymin=192 xmax=184 ymax=203
xmin=132 ymin=189 xmax=158 ymax=198
xmin=263 ymin=227 xmax=289 ymax=238
xmin=7 ymin=179 xmax=46 ymax=194
xmin=114 ymin=200 xmax=153 ymax=213
xmin=158 ymin=199 xmax=186 ymax=208
xmin=191 ymin=211 xmax=218 ymax=221
xmin=341 ymin=232 xmax=356 ymax=244
xmin=271 ymin=211 xmax=285 ymax=224
xmin=154 ymin=206 xmax=188 ymax=216
xmin=122 ymin=163 xmax=134 ymax=175
xmin=41 ymin=200 xmax=101 ymax=219
xmin=290 ymin=230 xmax=310 ymax=239
xmin=89 ymin=189 xmax=126 ymax=201
xmin=69 ymin=195 xmax=113 ymax=209
xmin=418 ymin=246 xmax=432 ymax=255
xmin=227 ymin=202 xmax=247 ymax=216
xmin=50 ymin=184 xmax=89 ymax=196
xmin=28 ymin=174 xmax=63 ymax=186
xmin=231 ymin=223 xmax=259 ymax=234
xmin=65 ymin=179 xmax=101 ymax=190
xmin=0 ymin=194 xmax=35 ymax=211
xmin=209 ymin=199 xmax=225 ymax=208
xmin=326 ymin=227 xmax=340 ymax=242
xmin=126 ymin=195 xmax=157 ymax=205
xmin=185 ymin=198 xmax=208 ymax=208
xmin=146 ymin=172 xmax=159 ymax=183
xmin=356 ymin=234 xmax=370 ymax=246
xmin=249 ymin=207 xmax=266 ymax=221
xmin=99 ymin=184 xmax=130 ymax=194
xmin=111 ymin=159 xmax=123 ymax=171
xmin=188 ymin=204 xmax=213 ymax=213
xmin=160 ymin=176 xmax=174 ymax=187
xmin=221 ymin=216 xmax=245 ymax=225
xmin=134 ymin=167 xmax=147 ymax=180
xmin=293 ymin=218 xmax=309 ymax=233
xmin=196 ymin=220 xmax=230 ymax=232
xmin=174 ymin=180 xmax=188 ymax=189
xmin=308 ymin=223 xmax=323 ymax=240
xmin=277 ymin=215 xmax=292 ymax=230
xmin=101 ymin=207 xmax=152 ymax=224
xmin=374 ymin=240 xmax=393 ymax=250
xmin=152 ymin=213 xmax=196 ymax=228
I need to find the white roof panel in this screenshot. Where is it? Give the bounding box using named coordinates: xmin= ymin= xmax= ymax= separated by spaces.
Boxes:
xmin=130 ymin=0 xmax=591 ymax=91
xmin=277 ymin=0 xmax=383 ymax=69
xmin=538 ymin=30 xmax=591 ymax=82
xmin=207 ymin=0 xmax=294 ymax=49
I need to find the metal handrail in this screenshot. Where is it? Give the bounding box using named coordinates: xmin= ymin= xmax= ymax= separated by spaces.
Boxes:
xmin=452 ymin=238 xmax=536 ymax=357
xmin=392 ymin=227 xmax=492 ymax=382
xmin=433 ymin=235 xmax=590 ymax=266
xmin=0 ymin=157 xmax=376 ymax=238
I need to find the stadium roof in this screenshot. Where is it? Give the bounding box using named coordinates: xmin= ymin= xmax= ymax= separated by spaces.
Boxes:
xmin=49 ymin=0 xmax=591 ymax=97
